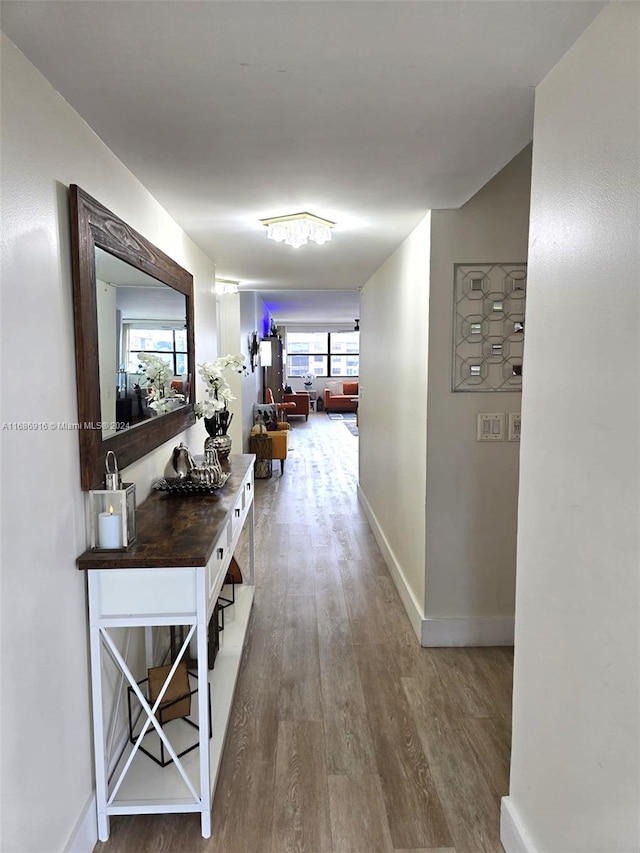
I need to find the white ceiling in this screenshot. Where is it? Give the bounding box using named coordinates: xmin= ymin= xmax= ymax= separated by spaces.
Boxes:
xmin=2 ymin=1 xmax=603 ymax=324
xmin=95 ymin=248 xmax=187 ymax=321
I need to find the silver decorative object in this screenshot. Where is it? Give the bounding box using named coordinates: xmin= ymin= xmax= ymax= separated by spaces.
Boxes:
xmin=172 ymin=443 xmax=195 ymax=479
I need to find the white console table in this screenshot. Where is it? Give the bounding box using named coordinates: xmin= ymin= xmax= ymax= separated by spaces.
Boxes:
xmin=77 ymin=454 xmax=255 ymax=840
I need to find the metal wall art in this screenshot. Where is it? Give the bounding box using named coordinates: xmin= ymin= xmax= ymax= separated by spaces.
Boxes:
xmin=452 ymin=262 xmax=527 ymax=392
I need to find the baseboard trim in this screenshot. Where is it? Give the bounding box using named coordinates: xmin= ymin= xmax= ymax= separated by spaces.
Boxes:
xmin=421 ymin=615 xmax=514 ymax=647
xmin=356 ymin=484 xmax=424 ymax=643
xmin=501 ymin=797 xmax=540 ymax=853
xmin=64 ymin=794 xmax=97 ymax=853
xmin=357 ymin=485 xmax=514 ymax=648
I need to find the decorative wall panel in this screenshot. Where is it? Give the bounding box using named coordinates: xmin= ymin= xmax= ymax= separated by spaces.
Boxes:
xmin=452 ymin=262 xmax=527 ymax=392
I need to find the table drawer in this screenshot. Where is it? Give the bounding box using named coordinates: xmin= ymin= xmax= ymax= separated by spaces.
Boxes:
xmin=231 ymin=469 xmax=253 ymax=540
xmin=96 ymin=567 xmax=198 ymax=618
xmin=207 ymin=522 xmax=231 ymax=608
xmin=230 ymin=494 xmax=244 ymax=540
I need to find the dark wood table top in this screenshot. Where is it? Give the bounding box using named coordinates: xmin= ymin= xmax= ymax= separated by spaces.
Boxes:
xmin=77 ymin=454 xmax=254 ymax=570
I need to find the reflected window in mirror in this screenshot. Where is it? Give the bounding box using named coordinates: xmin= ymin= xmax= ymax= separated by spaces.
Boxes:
xmin=94 ymin=247 xmax=189 ymax=439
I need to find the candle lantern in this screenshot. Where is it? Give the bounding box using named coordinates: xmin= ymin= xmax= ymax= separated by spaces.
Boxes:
xmin=89 ymin=452 xmax=136 ymax=550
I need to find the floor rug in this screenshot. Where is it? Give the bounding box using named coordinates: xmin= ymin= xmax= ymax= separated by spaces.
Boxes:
xmin=343 ymin=421 xmax=359 ymax=437
xmin=327 ymin=412 xmax=357 ymax=421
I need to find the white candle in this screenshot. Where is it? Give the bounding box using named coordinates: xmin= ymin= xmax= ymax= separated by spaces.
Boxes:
xmin=98 ymin=506 xmax=122 ymax=549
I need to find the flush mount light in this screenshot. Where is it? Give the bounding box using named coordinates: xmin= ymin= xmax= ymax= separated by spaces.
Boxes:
xmin=260 ymin=212 xmax=335 ymax=248
xmin=214 ymin=278 xmax=239 ymax=295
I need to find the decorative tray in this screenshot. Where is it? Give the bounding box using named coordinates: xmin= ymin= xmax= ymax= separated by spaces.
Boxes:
xmin=153 ymin=474 xmax=230 ymax=494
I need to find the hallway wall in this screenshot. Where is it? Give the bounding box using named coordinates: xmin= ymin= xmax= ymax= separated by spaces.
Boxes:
xmin=425 ymin=146 xmax=531 ymax=643
xmin=0 ymin=36 xmax=218 ymax=853
xmin=503 ymin=4 xmax=640 ymax=851
xmin=358 ymin=214 xmax=431 ymax=637
xmin=239 ymin=292 xmax=271 ymax=450
xmin=359 ymin=148 xmax=531 ymax=646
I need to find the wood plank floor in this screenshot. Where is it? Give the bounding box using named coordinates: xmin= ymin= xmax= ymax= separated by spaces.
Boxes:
xmin=95 ymin=413 xmax=513 ymax=853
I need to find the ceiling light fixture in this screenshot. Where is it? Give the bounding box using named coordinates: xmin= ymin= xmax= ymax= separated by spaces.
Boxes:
xmin=214 ymin=278 xmax=239 ymax=295
xmin=260 ymin=212 xmax=335 ymax=249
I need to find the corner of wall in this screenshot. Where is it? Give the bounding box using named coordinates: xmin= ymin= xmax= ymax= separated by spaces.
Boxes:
xmin=421 ymin=617 xmax=515 ymax=647
xmin=500 ymin=797 xmax=540 ymax=853
xmin=357 ymin=484 xmax=424 ymax=643
xmin=64 ymin=796 xmax=98 ymax=853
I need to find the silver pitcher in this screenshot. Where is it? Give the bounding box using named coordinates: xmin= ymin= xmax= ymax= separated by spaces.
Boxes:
xmin=171 ymin=443 xmax=196 ymax=479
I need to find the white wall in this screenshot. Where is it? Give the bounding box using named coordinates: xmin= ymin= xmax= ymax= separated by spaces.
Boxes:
xmin=358 ymin=214 xmax=431 ymax=637
xmin=239 ymin=292 xmax=271 ymax=449
xmin=359 ymin=149 xmax=531 ymax=646
xmin=0 ymin=37 xmax=217 ymax=853
xmin=215 ymin=290 xmax=270 ymax=452
xmin=215 ymin=291 xmax=245 ymax=451
xmin=425 ymin=146 xmax=531 ymax=644
xmin=503 ymin=5 xmax=640 ymax=852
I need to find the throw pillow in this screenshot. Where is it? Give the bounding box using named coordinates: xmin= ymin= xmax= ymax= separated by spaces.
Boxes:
xmin=253 ymin=403 xmax=278 ymax=431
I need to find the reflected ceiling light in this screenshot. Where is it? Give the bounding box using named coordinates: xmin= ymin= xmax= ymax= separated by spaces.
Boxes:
xmin=214 ymin=278 xmax=239 ymax=295
xmin=260 ymin=212 xmax=335 ymax=249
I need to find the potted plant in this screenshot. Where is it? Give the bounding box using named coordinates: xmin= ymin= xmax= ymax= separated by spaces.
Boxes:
xmin=138 ymin=354 xmax=183 ymax=414
xmin=194 ymin=354 xmax=247 ymax=459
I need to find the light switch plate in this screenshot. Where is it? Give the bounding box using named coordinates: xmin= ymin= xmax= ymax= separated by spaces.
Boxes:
xmin=508 ymin=412 xmax=522 ymax=441
xmin=477 ymin=413 xmax=505 ymax=441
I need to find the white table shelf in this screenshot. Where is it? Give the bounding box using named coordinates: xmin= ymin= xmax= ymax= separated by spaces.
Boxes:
xmin=110 ymin=583 xmax=254 ymax=805
xmin=78 ymin=455 xmax=256 ymax=840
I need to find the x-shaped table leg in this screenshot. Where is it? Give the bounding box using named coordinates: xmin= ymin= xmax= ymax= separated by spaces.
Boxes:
xmin=99 ymin=625 xmax=200 ymax=803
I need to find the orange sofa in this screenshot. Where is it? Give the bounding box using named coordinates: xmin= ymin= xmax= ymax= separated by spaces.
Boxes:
xmin=282 ymin=392 xmax=310 ymax=421
xmin=323 ymin=381 xmax=359 ymax=413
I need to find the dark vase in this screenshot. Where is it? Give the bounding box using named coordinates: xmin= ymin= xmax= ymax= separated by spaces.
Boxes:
xmin=203 ymin=412 xmax=232 ymax=460
xmin=204 ymin=410 xmax=230 ymax=437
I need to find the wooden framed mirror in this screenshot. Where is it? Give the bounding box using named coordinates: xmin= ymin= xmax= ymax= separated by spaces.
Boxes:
xmin=70 ymin=185 xmax=196 ymax=489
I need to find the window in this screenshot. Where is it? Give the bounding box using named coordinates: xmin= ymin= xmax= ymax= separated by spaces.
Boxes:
xmin=125 ymin=325 xmax=188 ymax=375
xmin=329 ymin=332 xmax=359 ymax=377
xmin=286 ymin=331 xmax=359 ymax=377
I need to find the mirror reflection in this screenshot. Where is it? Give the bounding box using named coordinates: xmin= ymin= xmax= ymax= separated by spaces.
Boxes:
xmin=95 ymin=248 xmax=189 ymax=439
